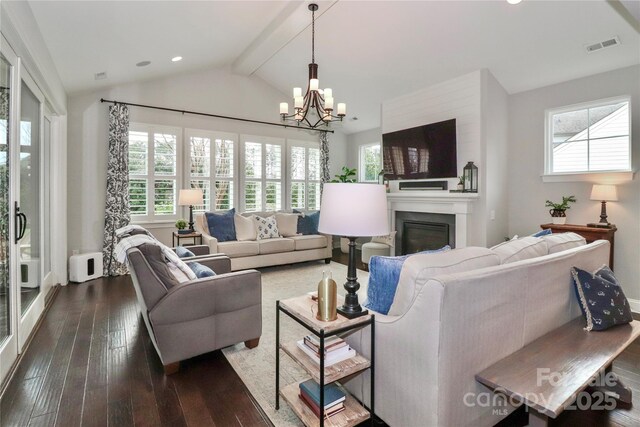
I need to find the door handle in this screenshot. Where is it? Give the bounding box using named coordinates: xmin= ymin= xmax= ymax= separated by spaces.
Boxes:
xmin=14 ymin=202 xmax=27 ymax=243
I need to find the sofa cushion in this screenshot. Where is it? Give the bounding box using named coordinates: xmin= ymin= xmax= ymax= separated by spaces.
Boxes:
xmin=290 ymin=234 xmax=327 ymax=251
xmin=276 ymin=212 xmax=300 ymax=237
xmin=571 ymin=265 xmax=633 ymax=331
xmin=388 ymin=247 xmax=501 ymax=316
xmin=235 ymin=214 xmax=257 ymax=241
xmin=217 ymin=240 xmax=260 ymax=258
xmin=253 ymin=215 xmax=280 ymax=240
xmin=542 ymin=232 xmax=586 ymax=254
xmin=259 ymin=237 xmax=295 ymax=255
xmin=366 ymin=246 xmax=451 ymax=315
xmin=186 ymin=261 xmax=216 ymax=278
xmin=490 ymin=236 xmax=548 ymax=264
xmin=205 ymin=209 xmax=236 ymax=242
xmin=294 ymin=210 xmax=320 ymax=235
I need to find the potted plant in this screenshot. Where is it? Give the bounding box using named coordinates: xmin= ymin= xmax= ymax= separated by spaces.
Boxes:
xmin=457 ymin=176 xmax=464 ymax=191
xmin=175 ymin=219 xmax=190 ymax=234
xmin=332 ymin=166 xmax=357 ymax=253
xmin=545 ymin=196 xmax=577 ymax=225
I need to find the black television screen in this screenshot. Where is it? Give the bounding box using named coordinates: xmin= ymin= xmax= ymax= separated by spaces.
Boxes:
xmin=382 ymin=119 xmax=457 ymax=180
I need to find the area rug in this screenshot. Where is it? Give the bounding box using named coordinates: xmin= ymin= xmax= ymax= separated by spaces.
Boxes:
xmin=222 ymin=261 xmax=369 ymax=426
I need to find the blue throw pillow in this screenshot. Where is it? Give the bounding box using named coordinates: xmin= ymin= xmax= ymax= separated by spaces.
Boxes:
xmin=365 ymin=246 xmax=451 ymax=315
xmin=531 ymin=228 xmax=552 ymax=237
xmin=294 ymin=210 xmax=320 ymax=235
xmin=187 ymin=261 xmax=216 ymax=279
xmin=205 ymin=208 xmax=236 ymax=242
xmin=175 ymin=246 xmax=195 ymax=258
xmin=571 ymin=265 xmax=633 ymax=331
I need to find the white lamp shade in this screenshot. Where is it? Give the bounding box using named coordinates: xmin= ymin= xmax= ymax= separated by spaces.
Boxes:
xmin=590 ymin=184 xmax=618 ymax=201
xmin=178 ymin=189 xmax=204 ymax=206
xmin=318 ymin=183 xmax=389 ymax=237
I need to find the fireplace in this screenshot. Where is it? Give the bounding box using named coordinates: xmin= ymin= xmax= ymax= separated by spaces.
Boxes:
xmin=396 ymin=211 xmax=455 ymax=255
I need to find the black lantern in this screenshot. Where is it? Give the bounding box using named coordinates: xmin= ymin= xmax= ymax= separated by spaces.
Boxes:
xmin=463 ymin=161 xmax=478 ymax=193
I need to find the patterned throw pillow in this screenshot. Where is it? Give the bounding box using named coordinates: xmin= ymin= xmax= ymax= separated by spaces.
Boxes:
xmin=253 ymin=215 xmax=280 ymax=240
xmin=571 ymin=265 xmax=633 ymax=331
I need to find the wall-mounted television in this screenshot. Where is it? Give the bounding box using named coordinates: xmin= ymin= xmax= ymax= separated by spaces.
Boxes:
xmin=382 ymin=119 xmax=457 ymax=180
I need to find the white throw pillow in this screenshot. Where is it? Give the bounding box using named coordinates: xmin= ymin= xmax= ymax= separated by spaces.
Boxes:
xmin=275 ymin=213 xmax=300 ymax=237
xmin=234 ymin=214 xmax=257 ymax=241
xmin=253 ymin=215 xmax=280 ymax=240
xmin=542 ymin=232 xmax=586 ymax=254
xmin=490 ymin=236 xmax=548 ymax=264
xmin=371 ymin=231 xmax=397 ymax=248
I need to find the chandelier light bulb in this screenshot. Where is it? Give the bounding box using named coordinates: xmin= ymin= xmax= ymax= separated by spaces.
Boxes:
xmin=295 ymin=112 xmax=303 ymax=121
xmin=293 ymin=87 xmax=302 ymax=98
xmin=294 ymin=97 xmax=304 ymax=109
xmin=325 ymin=97 xmax=334 ymax=110
xmin=280 ymin=103 xmax=289 ymax=115
xmin=507 ymin=0 xmax=522 ymax=4
xmin=337 ymin=103 xmax=346 ymax=116
xmin=310 ymin=79 xmax=319 ymax=91
xmin=324 ymin=88 xmax=332 ymax=98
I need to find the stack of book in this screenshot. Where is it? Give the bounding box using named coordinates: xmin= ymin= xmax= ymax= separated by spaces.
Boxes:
xmin=298 ymin=379 xmax=346 ymax=419
xmin=296 ymin=335 xmax=356 ymax=366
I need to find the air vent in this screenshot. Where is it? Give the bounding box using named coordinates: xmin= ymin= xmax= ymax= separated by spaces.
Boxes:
xmin=585 ymin=36 xmax=620 ymax=53
xmin=94 ymin=72 xmax=107 ymax=80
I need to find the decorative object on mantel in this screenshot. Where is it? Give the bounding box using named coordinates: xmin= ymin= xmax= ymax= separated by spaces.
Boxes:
xmin=316 ymin=271 xmax=337 ymax=321
xmin=588 ymin=184 xmax=617 ymax=228
xmin=378 ymin=170 xmax=390 ymax=192
xmin=545 ymin=195 xmax=577 ymax=225
xmin=457 ymin=176 xmax=465 ymax=191
xmin=178 ymin=189 xmax=204 ymax=231
xmin=278 ymin=3 xmax=346 ymax=129
xmin=462 ymin=161 xmax=478 ymax=193
xmin=175 ymin=219 xmax=189 ymax=235
xmin=319 ymin=183 xmax=389 ymax=318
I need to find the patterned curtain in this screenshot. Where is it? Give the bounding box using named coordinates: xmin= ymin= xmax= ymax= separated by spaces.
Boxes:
xmin=0 ymin=87 xmax=9 ymax=295
xmin=319 ymin=131 xmax=331 ymax=193
xmin=102 ymin=103 xmax=130 ymax=276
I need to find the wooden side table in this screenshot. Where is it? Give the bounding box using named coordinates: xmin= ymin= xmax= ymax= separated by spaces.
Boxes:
xmin=172 ymin=231 xmax=203 ymax=247
xmin=540 ymin=223 xmax=617 ymax=269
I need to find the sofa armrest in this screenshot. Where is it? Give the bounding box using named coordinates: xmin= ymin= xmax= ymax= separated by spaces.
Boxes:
xmin=182 ymin=245 xmax=210 ymax=256
xmin=199 ymin=233 xmax=219 ymax=254
xmin=149 ymin=270 xmax=261 ymax=325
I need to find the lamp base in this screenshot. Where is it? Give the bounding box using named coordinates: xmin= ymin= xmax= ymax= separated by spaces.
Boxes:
xmin=337 ymin=305 xmax=369 ymax=319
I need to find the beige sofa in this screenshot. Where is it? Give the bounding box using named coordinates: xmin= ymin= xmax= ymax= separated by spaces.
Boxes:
xmin=194 ymin=212 xmax=332 ymax=271
xmin=345 ymin=236 xmax=610 ymax=426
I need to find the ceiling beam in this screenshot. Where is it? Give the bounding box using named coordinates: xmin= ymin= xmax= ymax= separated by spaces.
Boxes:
xmin=608 ymin=0 xmax=640 ymax=33
xmin=232 ymin=0 xmax=338 ymax=77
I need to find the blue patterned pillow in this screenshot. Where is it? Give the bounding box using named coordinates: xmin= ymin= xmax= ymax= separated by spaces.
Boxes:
xmin=365 ymin=246 xmax=451 ymax=315
xmin=531 ymin=228 xmax=552 ymax=237
xmin=294 ymin=210 xmax=320 ymax=235
xmin=571 ymin=265 xmax=633 ymax=331
xmin=187 ymin=261 xmax=216 ymax=279
xmin=205 ymin=208 xmax=236 ymax=242
xmin=175 ymin=246 xmax=195 ymax=258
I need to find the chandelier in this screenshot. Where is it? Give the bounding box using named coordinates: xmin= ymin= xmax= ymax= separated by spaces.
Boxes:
xmin=279 ymin=3 xmax=346 ymax=129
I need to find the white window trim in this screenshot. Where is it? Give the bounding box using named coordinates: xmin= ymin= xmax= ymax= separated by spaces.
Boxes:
xmin=129 ymin=122 xmax=182 ymax=223
xmin=359 ymin=142 xmax=381 ymax=182
xmin=184 ymin=128 xmax=238 ymax=214
xmin=543 ymin=95 xmax=633 ymax=182
xmin=239 ymin=135 xmax=285 ymax=213
xmin=287 ymin=139 xmax=321 ymax=211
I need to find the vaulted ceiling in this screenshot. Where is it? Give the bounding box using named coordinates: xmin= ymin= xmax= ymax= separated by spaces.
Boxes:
xmin=28 ymin=0 xmax=640 ymax=134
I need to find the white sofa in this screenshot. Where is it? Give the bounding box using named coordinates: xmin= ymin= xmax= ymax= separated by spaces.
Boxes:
xmin=194 ymin=212 xmax=332 ymax=271
xmin=345 ymin=237 xmax=610 ymax=426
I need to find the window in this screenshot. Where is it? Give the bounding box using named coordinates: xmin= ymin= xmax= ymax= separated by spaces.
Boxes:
xmin=359 ymin=143 xmax=381 ymax=182
xmin=241 ymin=136 xmax=284 ymax=212
xmin=128 ymin=124 xmax=181 ymax=221
xmin=187 ymin=130 xmax=236 ymax=212
xmin=289 ymin=140 xmax=321 ymax=211
xmin=546 ymin=97 xmax=631 ymax=175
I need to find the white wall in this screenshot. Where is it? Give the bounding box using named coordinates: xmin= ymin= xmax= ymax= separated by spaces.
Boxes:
xmin=508 ymin=65 xmax=640 ymax=302
xmin=67 ymin=66 xmax=347 ymax=253
xmin=346 ymin=127 xmax=382 ymax=172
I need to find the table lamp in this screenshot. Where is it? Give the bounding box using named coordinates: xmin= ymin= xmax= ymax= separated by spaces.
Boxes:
xmin=588 ymin=184 xmax=617 ymax=228
xmin=319 ymin=183 xmax=389 ymax=318
xmin=178 ymin=189 xmax=204 ymax=231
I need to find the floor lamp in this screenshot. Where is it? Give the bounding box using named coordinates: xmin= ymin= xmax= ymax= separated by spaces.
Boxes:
xmin=318 ymin=183 xmax=389 ymax=319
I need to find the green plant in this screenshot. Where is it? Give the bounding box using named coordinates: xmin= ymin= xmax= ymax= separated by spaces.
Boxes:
xmin=458 ymin=176 xmax=465 ymax=185
xmin=545 ymin=195 xmax=577 ymax=211
xmin=331 ymin=166 xmax=357 ymax=183
xmin=175 ymin=219 xmax=187 ymax=230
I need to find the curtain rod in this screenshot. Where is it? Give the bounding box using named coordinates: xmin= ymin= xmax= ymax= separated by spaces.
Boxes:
xmin=99 ymin=98 xmax=334 ymax=134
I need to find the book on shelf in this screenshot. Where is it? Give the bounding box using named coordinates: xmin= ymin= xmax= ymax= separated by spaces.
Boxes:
xmin=296 ymin=340 xmax=356 ymax=366
xmin=303 ymin=335 xmax=348 ymax=354
xmin=299 ymin=392 xmax=345 ymax=419
xmin=299 ymin=379 xmax=346 ymax=409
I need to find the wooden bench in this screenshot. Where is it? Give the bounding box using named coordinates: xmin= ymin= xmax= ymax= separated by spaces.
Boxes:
xmin=476 ymin=318 xmax=640 ymax=426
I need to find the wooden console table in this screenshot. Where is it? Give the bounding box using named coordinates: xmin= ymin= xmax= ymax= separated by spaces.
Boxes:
xmin=540 ymin=223 xmax=617 ymax=269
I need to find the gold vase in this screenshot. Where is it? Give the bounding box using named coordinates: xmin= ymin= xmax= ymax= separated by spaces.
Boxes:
xmin=317 ymin=271 xmax=337 ymax=321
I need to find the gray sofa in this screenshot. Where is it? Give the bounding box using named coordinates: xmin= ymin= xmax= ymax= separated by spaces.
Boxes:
xmin=195 ymin=212 xmax=332 ymax=271
xmin=127 ymin=246 xmax=262 ymax=374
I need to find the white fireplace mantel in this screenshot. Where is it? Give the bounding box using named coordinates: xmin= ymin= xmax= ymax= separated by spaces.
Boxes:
xmin=387 ymin=191 xmax=479 ymax=253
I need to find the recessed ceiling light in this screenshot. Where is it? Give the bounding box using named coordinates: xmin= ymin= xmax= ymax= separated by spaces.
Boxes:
xmin=94 ymin=71 xmax=107 ymax=80
xmin=171 ymin=56 xmax=183 ymax=62
xmin=351 ymin=117 xmax=359 ymax=121
xmin=136 ymin=61 xmax=151 ymax=67
xmin=507 ymin=0 xmax=522 ymax=4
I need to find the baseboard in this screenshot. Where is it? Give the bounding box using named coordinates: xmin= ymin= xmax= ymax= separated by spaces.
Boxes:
xmin=629 ymin=298 xmax=640 ymax=314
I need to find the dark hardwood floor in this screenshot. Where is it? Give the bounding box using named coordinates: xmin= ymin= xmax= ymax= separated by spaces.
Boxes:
xmin=0 ymin=252 xmax=638 ymax=427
